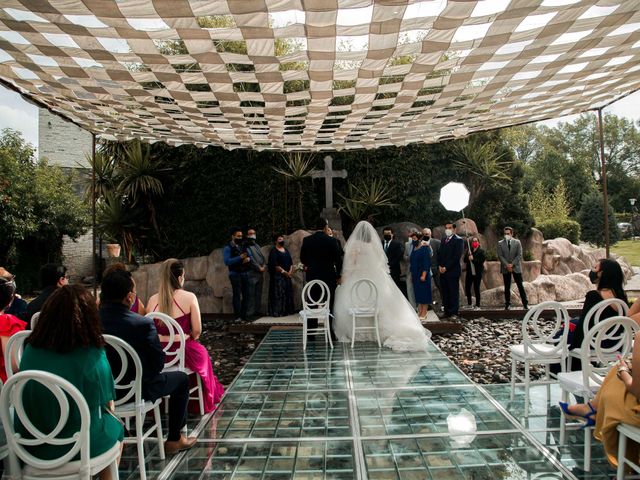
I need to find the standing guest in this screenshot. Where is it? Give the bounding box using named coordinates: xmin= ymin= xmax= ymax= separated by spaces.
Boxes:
xmin=410 ymin=233 xmax=432 ymax=320
xmin=268 ymin=234 xmax=296 ymax=317
xmin=19 ymin=285 xmax=123 ymax=477
xmin=147 ymin=259 xmax=224 ymax=413
xmin=100 ymin=269 xmax=196 ymax=454
xmin=102 ymin=263 xmax=147 ymax=315
xmin=438 ymin=221 xmax=464 ymax=319
xmin=25 ymin=263 xmax=68 ymax=327
xmin=0 ymin=267 xmax=27 ymax=320
xmin=300 ymin=218 xmax=344 ymax=339
xmin=223 ymin=227 xmax=251 ymax=321
xmin=464 ymin=236 xmax=486 ymax=309
xmin=245 ymin=227 xmax=267 ymax=319
xmin=0 ymin=277 xmax=27 ymax=382
xmin=422 ymin=228 xmax=441 ymax=307
xmin=382 ymin=226 xmax=405 ymax=293
xmin=404 ymin=229 xmax=419 ymax=308
xmin=498 ymin=226 xmax=528 ymax=310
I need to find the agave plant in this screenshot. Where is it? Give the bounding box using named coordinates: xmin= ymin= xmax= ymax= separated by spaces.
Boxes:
xmin=272 ymin=152 xmax=317 ymax=228
xmin=338 ymin=178 xmax=395 ymax=223
xmin=96 ymin=192 xmax=138 ymax=263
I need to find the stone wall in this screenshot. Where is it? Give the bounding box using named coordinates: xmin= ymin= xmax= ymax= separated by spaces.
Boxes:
xmin=38 ymin=109 xmax=91 ymax=168
xmin=61 ymin=233 xmax=94 ymax=283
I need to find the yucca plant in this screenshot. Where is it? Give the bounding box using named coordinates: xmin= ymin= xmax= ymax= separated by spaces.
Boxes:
xmin=96 ymin=192 xmax=137 ymax=262
xmin=83 ymin=150 xmax=119 ymax=202
xmin=338 ymin=178 xmax=395 ymax=223
xmin=272 ymin=152 xmax=317 ymax=228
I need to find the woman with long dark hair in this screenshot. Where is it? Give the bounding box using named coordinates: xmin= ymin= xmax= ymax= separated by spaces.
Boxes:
xmin=267 ymin=234 xmax=295 ymax=317
xmin=19 ymin=285 xmax=123 ymax=479
xmin=147 ymin=259 xmax=224 ymax=413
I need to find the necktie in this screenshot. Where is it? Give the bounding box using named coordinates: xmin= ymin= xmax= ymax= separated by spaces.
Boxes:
xmin=508 ymin=240 xmax=511 ymax=250
xmin=384 ymin=241 xmax=389 ymax=252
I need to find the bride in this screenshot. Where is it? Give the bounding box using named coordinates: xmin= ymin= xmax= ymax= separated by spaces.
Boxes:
xmin=333 ymin=220 xmax=431 ymax=352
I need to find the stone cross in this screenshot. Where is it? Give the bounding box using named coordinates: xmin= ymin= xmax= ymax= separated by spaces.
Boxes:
xmin=312 ymin=155 xmax=347 ymax=209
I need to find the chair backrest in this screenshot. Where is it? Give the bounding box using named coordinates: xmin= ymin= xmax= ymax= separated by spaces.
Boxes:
xmin=145 ymin=312 xmax=186 ymax=370
xmin=581 ymin=298 xmax=630 ymax=337
xmin=521 ymin=301 xmax=570 ymax=357
xmin=350 ymin=279 xmax=378 ymax=310
xmin=30 ymin=312 xmax=40 ymax=330
xmin=103 ymin=334 xmax=143 ymax=407
xmin=580 ymin=316 xmax=639 ymax=392
xmin=4 ymin=330 xmax=30 ymax=379
xmin=0 ymin=370 xmax=91 ymax=473
xmin=301 ymin=280 xmax=330 ymax=311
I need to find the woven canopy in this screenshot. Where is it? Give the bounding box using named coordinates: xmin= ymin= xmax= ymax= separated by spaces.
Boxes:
xmin=1 ymin=1 xmax=639 ymax=151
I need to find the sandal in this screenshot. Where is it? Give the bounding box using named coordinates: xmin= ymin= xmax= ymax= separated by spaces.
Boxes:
xmin=559 ymin=401 xmax=596 ymax=428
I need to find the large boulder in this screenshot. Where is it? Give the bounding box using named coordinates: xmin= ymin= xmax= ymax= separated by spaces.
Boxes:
xmin=455 ymin=218 xmax=478 ymax=237
xmin=482 ymin=261 xmax=502 ymax=290
xmin=522 ymin=260 xmax=542 ymax=282
xmin=183 ymin=256 xmax=208 ymax=281
xmin=522 ymin=228 xmax=544 ymax=262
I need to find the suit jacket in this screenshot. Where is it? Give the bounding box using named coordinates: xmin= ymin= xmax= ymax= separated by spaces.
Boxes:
xmin=100 ymin=303 xmax=167 ymax=400
xmin=438 ymin=235 xmax=464 ymax=277
xmin=428 ymin=238 xmax=441 ymax=274
xmin=383 ymin=239 xmax=404 ymax=279
xmin=300 ymin=231 xmax=343 ymax=289
xmin=24 ymin=286 xmax=57 ymax=326
xmin=498 ymin=238 xmax=523 ymax=274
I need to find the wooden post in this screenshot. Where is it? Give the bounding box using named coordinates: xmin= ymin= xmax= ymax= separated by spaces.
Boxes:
xmin=91 ymin=133 xmax=97 ymax=297
xmin=597 ymin=108 xmax=610 ymax=258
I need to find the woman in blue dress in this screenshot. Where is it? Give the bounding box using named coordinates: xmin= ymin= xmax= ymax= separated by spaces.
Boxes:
xmin=410 ymin=233 xmax=432 ymax=320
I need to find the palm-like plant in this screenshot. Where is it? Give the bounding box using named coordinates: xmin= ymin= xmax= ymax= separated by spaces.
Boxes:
xmin=338 ymin=178 xmax=395 ymax=223
xmin=83 ymin=150 xmax=119 ymax=202
xmin=453 ymin=138 xmax=511 ymax=205
xmin=96 ymin=192 xmax=137 ymax=262
xmin=272 ymin=152 xmax=317 ymax=228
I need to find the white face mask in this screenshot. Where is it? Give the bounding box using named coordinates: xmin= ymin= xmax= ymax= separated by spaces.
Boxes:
xmin=445 ymin=229 xmax=453 ymax=237
xmin=504 ymin=234 xmax=512 ymax=241
xmin=247 ymin=235 xmax=256 ymax=240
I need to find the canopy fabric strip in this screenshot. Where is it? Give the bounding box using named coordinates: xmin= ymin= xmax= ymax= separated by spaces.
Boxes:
xmin=1 ymin=0 xmax=639 ymax=151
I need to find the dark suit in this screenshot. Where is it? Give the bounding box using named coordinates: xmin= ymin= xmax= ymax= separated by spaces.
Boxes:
xmin=383 ymin=239 xmax=404 ymax=290
xmin=438 ymin=234 xmax=464 ymax=316
xmin=24 ymin=286 xmax=57 ymax=327
xmin=300 ymin=231 xmax=343 ymax=336
xmin=100 ymin=303 xmax=189 ymax=441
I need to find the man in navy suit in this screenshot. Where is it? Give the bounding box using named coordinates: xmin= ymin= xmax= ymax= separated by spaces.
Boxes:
xmin=99 ymin=269 xmax=196 ymax=454
xmin=438 ymin=221 xmax=464 ymax=318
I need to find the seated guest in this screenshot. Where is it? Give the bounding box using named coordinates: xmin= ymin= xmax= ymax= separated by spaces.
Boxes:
xmin=0 ymin=268 xmax=27 ymax=320
xmin=0 ymin=277 xmax=27 ymax=382
xmin=147 ymin=259 xmax=224 ymax=413
xmin=102 ymin=263 xmax=147 ymax=315
xmin=267 ymin=234 xmax=295 ymax=317
xmin=18 ymin=285 xmax=123 ymax=479
xmin=25 ymin=263 xmax=68 ymax=327
xmin=100 ymin=269 xmax=196 ymax=454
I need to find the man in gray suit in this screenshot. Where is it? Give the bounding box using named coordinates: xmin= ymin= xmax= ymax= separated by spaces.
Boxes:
xmin=422 ymin=228 xmax=441 ymax=305
xmin=498 ymin=226 xmax=528 ymax=310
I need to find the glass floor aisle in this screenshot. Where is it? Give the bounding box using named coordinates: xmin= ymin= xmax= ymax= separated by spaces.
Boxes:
xmin=120 ymin=329 xmax=617 ymax=479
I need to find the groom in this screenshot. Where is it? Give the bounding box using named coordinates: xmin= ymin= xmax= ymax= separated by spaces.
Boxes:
xmin=300 ymin=217 xmax=343 ymax=339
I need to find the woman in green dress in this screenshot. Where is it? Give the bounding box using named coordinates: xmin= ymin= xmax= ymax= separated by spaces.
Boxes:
xmin=18 ymin=285 xmax=123 ymax=480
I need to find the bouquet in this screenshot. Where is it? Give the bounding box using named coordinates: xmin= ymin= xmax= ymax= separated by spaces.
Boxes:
xmin=295 ymin=262 xmax=306 ymax=273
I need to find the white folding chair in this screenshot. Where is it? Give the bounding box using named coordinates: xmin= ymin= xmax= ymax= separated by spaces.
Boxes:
xmin=348 ymin=279 xmax=381 ymax=348
xmin=509 ymin=301 xmax=570 ymax=417
xmin=0 ymin=370 xmax=120 ymax=480
xmin=104 ymin=334 xmax=165 ymax=480
xmin=30 ymin=312 xmax=40 ymax=330
xmin=146 ymin=312 xmax=206 ymax=416
xmin=558 ymin=316 xmax=638 ymax=472
xmin=568 ymin=298 xmax=629 ymax=368
xmin=4 ymin=330 xmax=30 ymax=379
xmin=617 ymin=423 xmax=640 ymax=479
xmin=299 ymin=280 xmax=334 ymax=351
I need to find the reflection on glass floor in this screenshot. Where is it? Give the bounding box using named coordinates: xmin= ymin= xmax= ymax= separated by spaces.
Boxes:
xmin=119 ymin=329 xmax=618 ymax=479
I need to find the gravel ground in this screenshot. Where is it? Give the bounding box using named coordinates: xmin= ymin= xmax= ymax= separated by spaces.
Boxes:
xmin=201 ymin=317 xmax=547 ymax=387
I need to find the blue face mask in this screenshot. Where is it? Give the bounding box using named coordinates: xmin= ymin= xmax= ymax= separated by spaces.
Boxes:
xmin=412 ymin=240 xmax=419 ymax=246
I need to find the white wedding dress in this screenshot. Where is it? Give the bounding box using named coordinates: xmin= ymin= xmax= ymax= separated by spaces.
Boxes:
xmin=334 ymin=221 xmax=432 ymax=352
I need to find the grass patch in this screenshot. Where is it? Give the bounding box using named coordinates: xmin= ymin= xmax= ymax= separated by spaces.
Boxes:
xmin=611 ymin=239 xmax=640 ymax=267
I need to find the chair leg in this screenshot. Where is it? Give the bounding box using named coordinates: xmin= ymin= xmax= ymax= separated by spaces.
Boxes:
xmin=107 ymin=459 xmax=120 ymax=480
xmin=136 ymin=410 xmax=147 ymax=480
xmin=510 ymin=357 xmax=517 ymax=401
xmin=302 ymin=315 xmax=307 ymax=351
xmin=584 ymin=426 xmax=591 ymax=471
xmin=197 ymin=374 xmax=205 ymax=416
xmin=559 ymin=389 xmax=569 ymax=446
xmin=524 ymin=361 xmax=530 ymax=417
xmin=374 ymin=313 xmax=381 ymax=348
xmin=154 ymin=404 xmax=166 ymax=460
xmin=326 ymin=316 xmax=333 ymax=349
xmin=617 ymin=430 xmax=627 ymax=479
xmin=351 ymin=314 xmax=356 ymax=349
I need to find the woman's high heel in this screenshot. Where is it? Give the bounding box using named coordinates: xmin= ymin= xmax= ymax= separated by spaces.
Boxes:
xmin=559 ymin=401 xmax=596 ymax=428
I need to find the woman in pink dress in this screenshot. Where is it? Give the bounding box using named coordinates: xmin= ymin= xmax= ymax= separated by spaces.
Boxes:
xmin=147 ymin=259 xmax=224 ymax=413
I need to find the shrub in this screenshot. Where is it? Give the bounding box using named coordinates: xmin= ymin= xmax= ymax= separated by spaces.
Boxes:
xmin=484 ymin=248 xmax=498 ymax=261
xmin=523 ymin=250 xmax=534 ymax=261
xmin=577 ymin=192 xmax=620 ymax=246
xmin=536 ymin=219 xmax=580 ymax=244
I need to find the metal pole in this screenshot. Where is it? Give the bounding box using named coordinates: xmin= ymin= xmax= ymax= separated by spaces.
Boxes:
xmin=91 ymin=133 xmax=97 ymax=297
xmin=597 ymin=108 xmax=610 ymax=258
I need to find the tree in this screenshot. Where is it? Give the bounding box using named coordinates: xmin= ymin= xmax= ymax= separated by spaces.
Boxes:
xmin=272 ymin=152 xmax=317 ymax=229
xmin=577 ymin=192 xmax=620 ymax=246
xmin=529 ymin=179 xmax=571 ymax=224
xmin=0 ymin=129 xmax=89 ymax=290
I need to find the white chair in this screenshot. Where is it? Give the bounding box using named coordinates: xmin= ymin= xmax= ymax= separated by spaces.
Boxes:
xmin=558 ymin=316 xmax=638 ymax=471
xmin=0 ymin=370 xmax=120 ymax=479
xmin=299 ymin=280 xmax=334 ymax=351
xmin=30 ymin=312 xmax=40 ymax=330
xmin=568 ymin=298 xmax=629 ymax=367
xmin=617 ymin=423 xmax=640 ymax=479
xmin=348 ymin=279 xmax=381 ymax=348
xmin=104 ymin=334 xmax=165 ymax=480
xmin=4 ymin=330 xmax=30 ymax=379
xmin=145 ymin=312 xmax=205 ymax=416
xmin=509 ymin=301 xmax=570 ymax=417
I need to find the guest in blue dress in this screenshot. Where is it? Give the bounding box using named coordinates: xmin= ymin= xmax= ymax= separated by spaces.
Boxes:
xmin=268 ymin=234 xmax=295 ymax=317
xmin=410 ymin=234 xmax=432 ymax=320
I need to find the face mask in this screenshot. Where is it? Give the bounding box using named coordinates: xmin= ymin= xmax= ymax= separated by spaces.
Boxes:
xmin=247 ymin=235 xmax=256 ymax=240
xmin=445 ymin=229 xmax=453 ymax=237
xmin=588 ymin=270 xmax=599 ymax=284
xmin=472 ymin=242 xmax=479 ymax=249
xmin=412 ymin=240 xmax=419 ymax=246
xmin=383 ymin=234 xmax=392 ymax=241
xmin=233 ymin=237 xmax=243 ymax=245
xmin=504 ymin=234 xmax=512 ymax=241
xmin=424 ymin=236 xmax=430 ymax=242
xmin=277 ymin=240 xmax=285 ymax=247
xmin=246 ymin=238 xmax=255 ymax=245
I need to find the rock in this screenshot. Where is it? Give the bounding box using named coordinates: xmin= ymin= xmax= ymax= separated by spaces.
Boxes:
xmin=566 ymin=256 xmax=587 ymax=273
xmin=206 ymin=249 xmax=228 ymax=299
xmin=455 ymin=218 xmax=478 ymax=237
xmin=522 ymin=228 xmax=544 ymax=262
xmin=544 ymin=238 xmax=574 ymax=261
xmin=183 ymin=256 xmax=209 ymax=281
xmin=522 ymin=260 xmax=541 ymax=282
xmin=531 ymin=276 xmax=557 ymax=303
xmin=482 ymin=261 xmax=502 ymax=290
xmin=131 ymin=269 xmax=148 ymax=304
